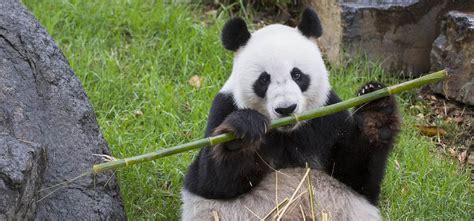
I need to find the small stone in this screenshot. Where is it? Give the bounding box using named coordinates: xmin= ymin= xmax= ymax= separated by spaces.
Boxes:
xmin=134 ymin=110 xmax=144 ymax=117
xmin=468 ymin=154 xmax=474 ymax=165
xmin=458 ymin=150 xmax=467 ymax=163
xmin=189 ymin=75 xmax=204 ymax=89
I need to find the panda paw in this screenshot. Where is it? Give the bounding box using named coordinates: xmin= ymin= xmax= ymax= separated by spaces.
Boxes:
xmin=357 ymin=82 xmax=384 ymax=96
xmin=212 ymin=109 xmax=269 ymax=152
xmin=354 ymin=82 xmax=400 ymax=144
xmin=355 ymin=82 xmax=394 ymax=114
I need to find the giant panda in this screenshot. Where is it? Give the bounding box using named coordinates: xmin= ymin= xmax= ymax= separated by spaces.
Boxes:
xmin=182 ymin=8 xmax=400 ymax=221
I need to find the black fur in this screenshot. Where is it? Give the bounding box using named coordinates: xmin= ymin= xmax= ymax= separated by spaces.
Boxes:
xmin=298 ymin=8 xmax=323 ymax=38
xmin=253 ymin=72 xmax=271 ymax=98
xmin=203 ymin=93 xmax=237 ymax=138
xmin=221 ymin=18 xmax=251 ymax=51
xmin=184 ymin=93 xmax=269 ymax=199
xmin=291 ymin=68 xmax=310 ymax=92
xmin=184 ymin=83 xmax=400 ymax=204
xmin=331 ymin=82 xmax=400 ymax=204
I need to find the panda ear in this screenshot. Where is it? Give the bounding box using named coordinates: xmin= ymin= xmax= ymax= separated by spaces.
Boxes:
xmin=297 ymin=8 xmax=323 ymax=38
xmin=221 ymin=17 xmax=251 ymax=51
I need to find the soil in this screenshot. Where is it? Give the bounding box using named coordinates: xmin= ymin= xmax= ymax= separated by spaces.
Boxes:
xmin=416 ymin=87 xmax=473 ymax=184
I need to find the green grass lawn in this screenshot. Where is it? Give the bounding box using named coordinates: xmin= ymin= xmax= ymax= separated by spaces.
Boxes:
xmin=23 ymin=1 xmax=473 ymax=220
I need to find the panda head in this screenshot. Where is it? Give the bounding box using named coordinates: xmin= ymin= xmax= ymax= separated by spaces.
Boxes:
xmin=221 ymin=8 xmax=330 ymax=131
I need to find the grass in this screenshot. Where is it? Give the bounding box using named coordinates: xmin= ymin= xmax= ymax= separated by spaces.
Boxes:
xmin=22 ymin=0 xmax=473 ymax=220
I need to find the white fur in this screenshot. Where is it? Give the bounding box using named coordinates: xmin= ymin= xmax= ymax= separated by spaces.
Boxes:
xmin=182 ymin=168 xmax=380 ymax=221
xmin=221 ymin=24 xmax=331 ymax=122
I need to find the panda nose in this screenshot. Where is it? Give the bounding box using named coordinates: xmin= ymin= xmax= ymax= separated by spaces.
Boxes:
xmin=275 ymin=104 xmax=297 ymax=117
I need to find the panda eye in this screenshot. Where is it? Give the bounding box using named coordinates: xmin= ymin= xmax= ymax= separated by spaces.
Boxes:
xmin=291 ymin=68 xmax=310 ymax=92
xmin=258 ymin=72 xmax=270 ymax=85
xmin=253 ymin=72 xmax=271 ymax=98
xmin=291 ymin=68 xmax=302 ymax=80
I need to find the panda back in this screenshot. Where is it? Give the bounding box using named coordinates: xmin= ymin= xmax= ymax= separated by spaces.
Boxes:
xmin=181 ymin=168 xmax=380 ymax=221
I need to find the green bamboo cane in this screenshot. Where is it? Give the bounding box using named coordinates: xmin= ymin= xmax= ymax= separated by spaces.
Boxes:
xmin=92 ymin=70 xmax=447 ymax=174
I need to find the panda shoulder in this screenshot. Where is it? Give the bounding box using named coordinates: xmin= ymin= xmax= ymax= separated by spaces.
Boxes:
xmin=210 ymin=92 xmax=236 ymax=110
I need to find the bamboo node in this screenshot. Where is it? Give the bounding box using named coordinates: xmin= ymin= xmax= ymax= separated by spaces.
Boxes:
xmin=294 ymin=114 xmax=303 ymax=122
xmin=207 ymin=137 xmax=214 ymax=146
xmin=124 ymin=158 xmax=130 ymax=167
xmin=387 ymin=86 xmax=395 ymax=95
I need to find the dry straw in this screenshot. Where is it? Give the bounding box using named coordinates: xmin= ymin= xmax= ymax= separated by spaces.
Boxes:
xmin=92 ymin=70 xmax=447 ymax=174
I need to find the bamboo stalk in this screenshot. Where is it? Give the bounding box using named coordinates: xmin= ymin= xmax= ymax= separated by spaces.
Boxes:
xmin=92 ymin=70 xmax=447 ymax=174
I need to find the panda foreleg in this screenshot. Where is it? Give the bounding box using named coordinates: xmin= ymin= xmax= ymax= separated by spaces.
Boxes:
xmin=184 ymin=108 xmax=271 ymax=199
xmin=330 ymin=82 xmax=400 ymax=204
xmin=351 ymin=81 xmax=401 ymax=203
xmin=209 ymin=109 xmax=271 ymax=196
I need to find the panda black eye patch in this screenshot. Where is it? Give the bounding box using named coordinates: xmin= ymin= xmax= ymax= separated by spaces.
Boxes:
xmin=253 ymin=72 xmax=271 ymax=98
xmin=291 ymin=68 xmax=310 ymax=92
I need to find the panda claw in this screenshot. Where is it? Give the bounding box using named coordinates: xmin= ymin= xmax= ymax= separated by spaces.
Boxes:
xmin=357 ymin=82 xmax=388 ymax=96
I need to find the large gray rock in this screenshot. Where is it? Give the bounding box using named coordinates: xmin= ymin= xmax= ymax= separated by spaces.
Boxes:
xmin=0 ymin=0 xmax=126 ymax=220
xmin=305 ymin=0 xmax=474 ymax=76
xmin=431 ymin=11 xmax=474 ymax=105
xmin=0 ymin=136 xmax=45 ymax=220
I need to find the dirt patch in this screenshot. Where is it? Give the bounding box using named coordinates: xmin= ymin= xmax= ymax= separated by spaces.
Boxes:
xmin=413 ymin=87 xmax=473 ymax=183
